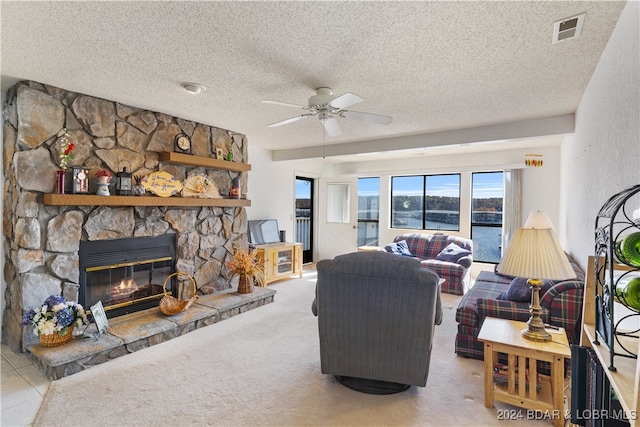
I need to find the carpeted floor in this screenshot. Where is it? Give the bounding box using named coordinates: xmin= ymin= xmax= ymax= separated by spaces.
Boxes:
xmin=35 ymin=270 xmax=560 ymax=427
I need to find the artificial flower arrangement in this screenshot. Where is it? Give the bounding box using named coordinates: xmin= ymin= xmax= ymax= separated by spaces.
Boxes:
xmin=21 ymin=295 xmax=88 ymax=337
xmin=95 ymin=169 xmax=113 ymax=182
xmin=226 ymin=246 xmax=265 ymax=287
xmin=57 ymin=129 xmax=75 ymax=170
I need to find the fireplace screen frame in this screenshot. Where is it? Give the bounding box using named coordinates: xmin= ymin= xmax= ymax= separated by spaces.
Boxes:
xmin=79 ymin=234 xmax=176 ymax=318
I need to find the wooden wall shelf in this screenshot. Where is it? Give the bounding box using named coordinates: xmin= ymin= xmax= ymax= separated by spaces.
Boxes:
xmin=43 ymin=194 xmax=251 ymax=208
xmin=158 ymin=152 xmax=251 ymax=172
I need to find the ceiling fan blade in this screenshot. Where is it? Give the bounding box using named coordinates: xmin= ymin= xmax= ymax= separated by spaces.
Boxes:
xmin=261 ymin=100 xmax=310 ymax=109
xmin=328 ymin=92 xmax=364 ymax=109
xmin=321 ymin=117 xmax=342 ymax=137
xmin=266 ymin=114 xmax=313 ymax=127
xmin=340 ymin=110 xmax=393 ymax=125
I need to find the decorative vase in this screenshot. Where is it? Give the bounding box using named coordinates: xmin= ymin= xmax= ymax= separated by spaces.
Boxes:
xmin=39 ymin=326 xmax=74 ymax=347
xmin=56 ymin=170 xmax=66 ymax=194
xmin=237 ymin=275 xmax=254 ymax=294
xmin=96 ymin=176 xmax=110 ymax=196
xmin=132 ymin=175 xmax=146 ymax=196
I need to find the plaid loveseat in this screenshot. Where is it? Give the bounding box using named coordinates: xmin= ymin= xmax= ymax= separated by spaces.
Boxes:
xmin=392 ymin=233 xmax=473 ymax=295
xmin=454 ymin=254 xmax=585 ymax=360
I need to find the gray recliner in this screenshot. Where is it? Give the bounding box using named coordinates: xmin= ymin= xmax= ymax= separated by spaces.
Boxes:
xmin=312 ymin=251 xmax=442 ymax=394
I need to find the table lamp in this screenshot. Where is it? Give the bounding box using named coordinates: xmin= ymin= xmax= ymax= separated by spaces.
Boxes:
xmin=496 ymin=211 xmax=577 ymax=342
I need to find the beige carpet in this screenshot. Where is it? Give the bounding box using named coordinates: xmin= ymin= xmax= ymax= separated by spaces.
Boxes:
xmin=35 ymin=270 xmax=556 ymax=427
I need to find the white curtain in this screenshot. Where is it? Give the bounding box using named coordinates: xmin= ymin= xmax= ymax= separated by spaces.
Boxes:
xmin=502 ymin=169 xmax=522 ymax=256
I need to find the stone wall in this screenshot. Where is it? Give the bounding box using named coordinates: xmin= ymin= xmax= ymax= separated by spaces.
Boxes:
xmin=2 ymin=81 xmax=250 ymax=352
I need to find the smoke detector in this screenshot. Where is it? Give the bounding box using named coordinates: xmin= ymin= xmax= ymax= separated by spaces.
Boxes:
xmin=181 ymin=82 xmax=206 ymax=94
xmin=552 ymin=13 xmax=585 ymax=44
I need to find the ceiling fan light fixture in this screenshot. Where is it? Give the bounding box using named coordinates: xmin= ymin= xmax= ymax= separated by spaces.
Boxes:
xmin=181 ymin=83 xmax=206 ymax=94
xmin=262 ymin=87 xmax=392 ymax=137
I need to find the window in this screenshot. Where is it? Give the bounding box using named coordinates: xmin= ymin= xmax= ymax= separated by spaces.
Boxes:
xmin=391 ymin=176 xmax=423 ymax=229
xmin=471 ymin=172 xmax=504 ymax=263
xmin=326 ymin=183 xmax=350 ymax=223
xmin=357 ymin=177 xmax=380 ymax=246
xmin=391 ymin=174 xmax=460 ymax=231
xmin=425 ymin=174 xmax=460 ymax=231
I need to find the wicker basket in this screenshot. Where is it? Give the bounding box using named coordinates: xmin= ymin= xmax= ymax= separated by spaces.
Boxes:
xmin=159 ymin=272 xmax=199 ymax=315
xmin=237 ymin=275 xmax=254 ymax=294
xmin=39 ymin=326 xmax=74 ymax=347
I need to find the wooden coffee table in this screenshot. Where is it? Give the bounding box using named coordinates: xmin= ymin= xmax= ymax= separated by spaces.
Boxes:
xmin=478 ymin=317 xmax=571 ymax=427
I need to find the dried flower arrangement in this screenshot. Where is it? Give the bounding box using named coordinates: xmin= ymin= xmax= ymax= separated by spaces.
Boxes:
xmin=226 ymin=246 xmax=265 ymax=287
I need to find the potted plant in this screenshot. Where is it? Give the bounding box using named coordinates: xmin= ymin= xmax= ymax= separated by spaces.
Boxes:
xmin=226 ymin=246 xmax=265 ymax=294
xmin=21 ymin=295 xmax=89 ymax=347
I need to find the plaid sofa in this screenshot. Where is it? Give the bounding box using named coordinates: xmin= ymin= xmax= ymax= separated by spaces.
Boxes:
xmin=454 ymin=254 xmax=585 ymax=360
xmin=393 ymin=233 xmax=473 ymax=295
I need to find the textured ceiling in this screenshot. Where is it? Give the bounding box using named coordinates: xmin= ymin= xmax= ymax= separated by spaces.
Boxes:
xmin=0 ymin=1 xmax=627 ymax=161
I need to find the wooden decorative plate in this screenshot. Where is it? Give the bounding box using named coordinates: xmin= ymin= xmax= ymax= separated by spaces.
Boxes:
xmin=141 ymin=171 xmax=183 ymax=197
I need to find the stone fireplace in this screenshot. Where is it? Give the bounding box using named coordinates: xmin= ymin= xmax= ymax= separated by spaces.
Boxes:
xmin=2 ymin=81 xmax=251 ymax=352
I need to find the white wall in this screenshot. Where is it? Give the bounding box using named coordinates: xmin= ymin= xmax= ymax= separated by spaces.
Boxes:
xmin=247 ymin=145 xmax=330 ymax=247
xmin=561 ymin=1 xmax=640 ymax=268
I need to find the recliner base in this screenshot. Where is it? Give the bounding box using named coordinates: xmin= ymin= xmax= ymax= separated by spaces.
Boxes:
xmin=335 ymin=375 xmax=411 ymax=394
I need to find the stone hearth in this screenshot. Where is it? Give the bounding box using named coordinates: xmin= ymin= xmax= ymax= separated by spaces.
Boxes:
xmin=28 ymin=287 xmax=275 ymax=380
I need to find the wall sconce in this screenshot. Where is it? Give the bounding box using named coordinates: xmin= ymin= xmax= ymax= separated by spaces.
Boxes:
xmin=525 ymin=153 xmax=543 ymax=167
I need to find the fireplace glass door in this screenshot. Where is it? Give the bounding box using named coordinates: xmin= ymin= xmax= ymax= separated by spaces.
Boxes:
xmin=84 ymin=257 xmax=172 ymax=315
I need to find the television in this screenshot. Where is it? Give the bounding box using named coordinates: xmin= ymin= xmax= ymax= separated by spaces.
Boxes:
xmin=248 ymin=219 xmax=280 ymax=245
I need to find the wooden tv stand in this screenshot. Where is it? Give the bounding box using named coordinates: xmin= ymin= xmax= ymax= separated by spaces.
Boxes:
xmin=254 ymin=242 xmax=303 ymax=285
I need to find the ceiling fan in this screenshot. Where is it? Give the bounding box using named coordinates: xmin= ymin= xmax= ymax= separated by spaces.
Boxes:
xmin=261 ymin=87 xmax=392 ymax=137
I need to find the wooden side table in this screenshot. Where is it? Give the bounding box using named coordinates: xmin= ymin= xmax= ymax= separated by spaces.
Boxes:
xmin=478 ymin=317 xmax=571 ymax=427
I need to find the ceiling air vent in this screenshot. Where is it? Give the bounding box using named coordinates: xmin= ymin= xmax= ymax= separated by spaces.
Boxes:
xmin=552 ymin=13 xmax=585 ymax=44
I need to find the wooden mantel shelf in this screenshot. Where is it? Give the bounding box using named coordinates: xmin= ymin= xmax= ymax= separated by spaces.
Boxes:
xmin=157 ymin=152 xmax=251 ymax=172
xmin=43 ymin=194 xmax=251 ymax=207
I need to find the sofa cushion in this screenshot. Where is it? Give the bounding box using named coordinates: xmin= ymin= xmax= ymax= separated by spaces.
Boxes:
xmin=384 ymin=240 xmax=413 ymax=256
xmin=455 ymin=279 xmax=507 ymax=327
xmin=435 ymin=242 xmax=472 ymax=265
xmin=496 ymin=277 xmax=532 ymax=302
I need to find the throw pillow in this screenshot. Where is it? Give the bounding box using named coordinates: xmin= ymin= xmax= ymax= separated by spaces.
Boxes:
xmin=496 ymin=277 xmax=532 ymax=302
xmin=435 ymin=242 xmax=472 ymax=264
xmin=384 ymin=240 xmax=413 ymax=256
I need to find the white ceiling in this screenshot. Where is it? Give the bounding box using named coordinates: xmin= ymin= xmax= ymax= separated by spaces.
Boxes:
xmin=0 ymin=1 xmax=626 ymax=162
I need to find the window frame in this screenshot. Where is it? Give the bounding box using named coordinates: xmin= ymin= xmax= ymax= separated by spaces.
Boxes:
xmin=357 ymin=177 xmax=381 ymax=246
xmin=390 ymin=173 xmax=461 ymax=231
xmin=470 ymin=171 xmax=504 ymax=264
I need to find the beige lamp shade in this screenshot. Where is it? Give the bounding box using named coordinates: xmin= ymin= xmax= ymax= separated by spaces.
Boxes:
xmin=497 ymin=211 xmax=576 ymax=280
xmin=523 ymin=210 xmax=554 ymax=229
